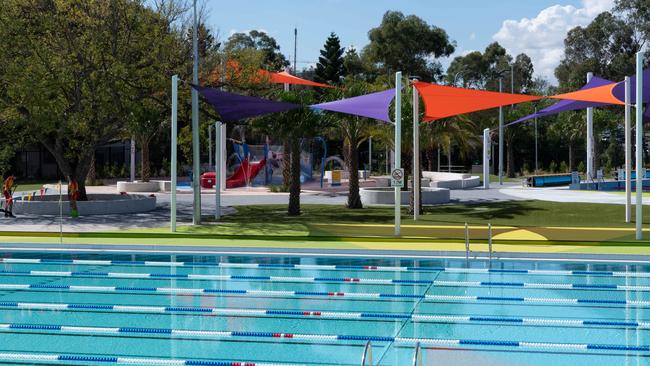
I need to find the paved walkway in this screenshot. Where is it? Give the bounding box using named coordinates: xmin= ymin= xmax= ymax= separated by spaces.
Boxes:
xmin=1 ymin=182 xmax=646 ymax=233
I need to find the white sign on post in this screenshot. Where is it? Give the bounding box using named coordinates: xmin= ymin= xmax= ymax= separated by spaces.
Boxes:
xmin=391 ymin=168 xmax=404 ymax=188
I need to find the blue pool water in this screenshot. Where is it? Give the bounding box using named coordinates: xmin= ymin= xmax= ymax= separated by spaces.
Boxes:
xmin=0 ymin=252 xmax=649 ymax=365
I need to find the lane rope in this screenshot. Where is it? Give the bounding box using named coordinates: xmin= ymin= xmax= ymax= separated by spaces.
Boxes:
xmin=2 ymin=282 xmax=649 ymax=307
xmin=0 ymin=269 xmax=647 ymax=292
xmin=1 ymin=300 xmax=649 ymax=330
xmin=0 ymin=351 xmax=303 ymax=365
xmin=3 ymin=257 xmax=649 ymax=278
xmin=0 ymin=323 xmax=648 ymax=354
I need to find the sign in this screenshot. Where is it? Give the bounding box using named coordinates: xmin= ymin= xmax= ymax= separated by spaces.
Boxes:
xmin=330 ymin=170 xmax=341 ymax=187
xmin=391 ymin=168 xmax=404 ymax=188
xmin=571 ymin=171 xmax=580 ymax=185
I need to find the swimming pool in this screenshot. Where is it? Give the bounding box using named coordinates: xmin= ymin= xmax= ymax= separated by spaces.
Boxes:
xmin=0 ymin=251 xmax=648 ymax=365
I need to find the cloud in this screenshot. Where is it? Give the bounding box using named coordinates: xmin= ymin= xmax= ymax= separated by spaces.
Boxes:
xmin=492 ymin=0 xmax=614 ymax=84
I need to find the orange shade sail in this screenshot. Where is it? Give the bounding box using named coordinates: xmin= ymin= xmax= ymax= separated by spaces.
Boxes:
xmin=549 ymin=83 xmax=623 ymax=105
xmin=259 ymin=70 xmax=334 ymax=88
xmin=414 ymin=81 xmax=543 ymax=121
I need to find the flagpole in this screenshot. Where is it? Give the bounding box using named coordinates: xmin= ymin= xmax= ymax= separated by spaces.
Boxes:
xmin=412 ymin=79 xmax=420 ymax=220
xmin=191 ymin=0 xmax=201 ymax=225
xmin=170 ymin=75 xmax=178 ymax=232
xmin=625 ymin=76 xmax=631 ymax=223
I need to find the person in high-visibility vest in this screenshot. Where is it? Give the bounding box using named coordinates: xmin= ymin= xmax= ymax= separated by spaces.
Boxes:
xmin=68 ymin=178 xmax=79 ymax=218
xmin=2 ymin=175 xmax=16 ymax=218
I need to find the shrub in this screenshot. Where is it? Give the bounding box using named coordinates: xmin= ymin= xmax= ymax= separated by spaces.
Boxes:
xmin=549 ymin=161 xmax=557 ymax=173
xmin=559 ymin=161 xmax=568 ymax=173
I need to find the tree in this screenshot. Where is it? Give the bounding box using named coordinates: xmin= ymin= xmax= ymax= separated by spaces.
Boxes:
xmin=555 ymin=12 xmax=639 ymax=91
xmin=324 ymin=80 xmax=376 ymax=209
xmin=343 ymin=47 xmax=366 ymax=79
xmin=314 ymin=33 xmax=345 ymax=85
xmin=364 ymin=11 xmax=455 ymax=81
xmin=224 ymin=30 xmax=289 ymax=71
xmin=614 ymin=0 xmax=650 ymax=46
xmin=0 ymin=0 xmax=182 ymax=199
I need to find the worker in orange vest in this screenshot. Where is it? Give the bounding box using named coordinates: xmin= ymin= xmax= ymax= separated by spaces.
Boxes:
xmin=68 ymin=178 xmax=79 ymax=218
xmin=2 ymin=175 xmax=16 ymax=218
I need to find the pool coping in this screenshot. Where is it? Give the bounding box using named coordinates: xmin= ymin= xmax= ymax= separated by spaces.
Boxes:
xmin=4 ymin=242 xmax=650 ymax=263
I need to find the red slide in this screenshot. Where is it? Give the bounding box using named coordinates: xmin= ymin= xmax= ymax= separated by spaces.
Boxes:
xmin=226 ymin=159 xmax=266 ymax=189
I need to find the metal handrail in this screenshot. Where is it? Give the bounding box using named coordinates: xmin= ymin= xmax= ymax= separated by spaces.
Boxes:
xmin=361 ymin=341 xmax=372 ymax=366
xmin=412 ymin=341 xmax=423 ymax=366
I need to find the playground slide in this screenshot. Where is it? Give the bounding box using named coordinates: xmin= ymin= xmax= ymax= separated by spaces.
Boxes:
xmin=226 ymin=159 xmax=266 ymax=189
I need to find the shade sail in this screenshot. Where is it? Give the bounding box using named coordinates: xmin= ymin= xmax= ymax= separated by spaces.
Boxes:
xmin=413 ymin=81 xmax=542 ymax=121
xmin=612 ymin=68 xmax=650 ymax=105
xmin=260 ymin=70 xmax=334 ymax=88
xmin=311 ymin=89 xmax=395 ymax=123
xmin=550 ymin=83 xmax=623 ymax=105
xmin=193 ymin=85 xmax=301 ymax=122
xmin=507 ymin=76 xmax=615 ymax=127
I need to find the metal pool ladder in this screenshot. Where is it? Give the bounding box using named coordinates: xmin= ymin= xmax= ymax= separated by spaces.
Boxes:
xmin=412 ymin=342 xmax=423 ymax=365
xmin=361 ymin=341 xmax=372 ymax=365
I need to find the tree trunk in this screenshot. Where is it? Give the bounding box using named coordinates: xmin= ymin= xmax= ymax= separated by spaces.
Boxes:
xmin=288 ymin=137 xmax=301 ymax=216
xmin=427 ymin=149 xmax=433 ymax=171
xmin=86 ymin=155 xmax=96 ymax=186
xmin=344 ymin=140 xmax=362 ymax=209
xmin=43 ymin=142 xmax=92 ymax=201
xmin=141 ymin=140 xmax=150 ymax=182
xmin=568 ymin=142 xmax=574 ymax=171
xmin=282 ymin=141 xmax=291 ymax=189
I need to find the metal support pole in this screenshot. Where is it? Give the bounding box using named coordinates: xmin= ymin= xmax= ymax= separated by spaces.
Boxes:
xmin=170 ymin=75 xmax=178 ymax=232
xmin=191 ymin=0 xmax=201 ymax=225
xmin=636 ymin=52 xmax=644 ymax=240
xmin=534 ymin=108 xmax=538 ymax=172
xmin=215 ymin=121 xmax=222 ymax=220
xmin=437 ymin=148 xmax=440 ymax=171
xmin=483 ymin=128 xmax=490 ymax=189
xmin=412 ymin=81 xmax=420 ymax=220
xmin=488 ymin=223 xmax=493 ymax=262
xmin=208 ymin=126 xmax=213 ymax=169
xmin=498 ymin=78 xmax=504 ymax=185
xmin=394 ymin=72 xmax=402 ymax=236
xmin=130 ymin=137 xmax=136 ymax=182
xmin=586 ymin=72 xmax=594 ymax=181
xmin=220 ymin=123 xmax=227 ymax=191
xmin=464 ymin=222 xmax=470 ymax=262
xmin=625 ymin=77 xmax=632 ymax=223
xmin=368 ymin=136 xmax=372 ymax=175
xmin=448 ymin=142 xmax=451 ymax=173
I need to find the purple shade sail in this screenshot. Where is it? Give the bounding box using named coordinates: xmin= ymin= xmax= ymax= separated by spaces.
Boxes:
xmin=192 ymin=85 xmax=301 ymax=122
xmin=611 ymin=68 xmax=650 ymax=121
xmin=311 ymin=89 xmax=395 ymax=123
xmin=507 ymin=76 xmax=614 ymax=127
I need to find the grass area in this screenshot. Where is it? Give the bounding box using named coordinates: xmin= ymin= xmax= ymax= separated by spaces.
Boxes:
xmin=14 ymin=181 xmax=54 ymax=192
xmin=219 ymin=201 xmax=646 ymax=228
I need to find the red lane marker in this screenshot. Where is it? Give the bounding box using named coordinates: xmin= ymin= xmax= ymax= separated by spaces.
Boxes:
xmin=313 ymin=312 xmax=321 ymax=316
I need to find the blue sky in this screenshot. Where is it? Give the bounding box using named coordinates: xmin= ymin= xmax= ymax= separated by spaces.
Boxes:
xmin=204 ymin=0 xmax=614 ymax=84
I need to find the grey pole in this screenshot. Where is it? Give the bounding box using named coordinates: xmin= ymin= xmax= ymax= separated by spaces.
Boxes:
xmin=412 ymin=81 xmax=420 ymax=220
xmin=586 ymin=72 xmax=594 ymax=181
xmin=498 ymin=78 xmax=504 ymax=184
xmin=130 ymin=137 xmax=136 ymax=182
xmin=636 ymin=52 xmax=644 ymax=240
xmin=394 ymin=72 xmax=402 ymax=236
xmin=170 ymin=75 xmax=178 ymax=232
xmin=368 ymin=136 xmax=372 ymax=175
xmin=215 ymin=121 xmax=222 ymax=220
xmin=191 ymin=0 xmax=201 ymax=225
xmin=625 ymin=76 xmax=632 ymax=223
xmin=534 ymin=108 xmax=538 ymax=172
xmin=208 ymin=125 xmax=212 ymax=169
xmin=448 ymin=142 xmax=451 ymax=173
xmin=437 ymin=148 xmax=440 ymax=171
xmin=293 ymin=28 xmax=297 ymax=74
xmin=483 ymin=128 xmax=490 ymax=189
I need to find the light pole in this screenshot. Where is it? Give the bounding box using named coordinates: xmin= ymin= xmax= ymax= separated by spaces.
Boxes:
xmin=191 ymin=0 xmax=201 ymax=224
xmin=495 ymin=67 xmax=512 ymax=185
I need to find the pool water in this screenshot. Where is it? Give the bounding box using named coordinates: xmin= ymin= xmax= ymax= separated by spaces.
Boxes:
xmin=0 ymin=252 xmax=649 ymax=365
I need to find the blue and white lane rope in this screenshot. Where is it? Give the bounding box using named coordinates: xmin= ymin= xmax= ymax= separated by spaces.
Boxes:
xmin=0 ymin=352 xmax=303 ymax=365
xmin=2 ymin=301 xmax=650 ymax=330
xmin=3 ymin=257 xmax=649 ymax=278
xmin=4 ymin=283 xmax=650 ymax=307
xmin=0 ymin=269 xmax=649 ymax=292
xmin=1 ymin=322 xmax=649 ymax=354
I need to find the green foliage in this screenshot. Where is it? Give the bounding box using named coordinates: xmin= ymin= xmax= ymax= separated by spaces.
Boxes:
xmin=549 ymin=161 xmax=558 ymax=173
xmin=559 ymin=161 xmax=568 ymax=173
xmin=577 ymin=161 xmax=586 ymax=173
xmin=364 ymin=11 xmax=455 ymax=81
xmin=224 ymin=30 xmax=289 ymax=71
xmin=314 ymin=33 xmax=345 ymax=85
